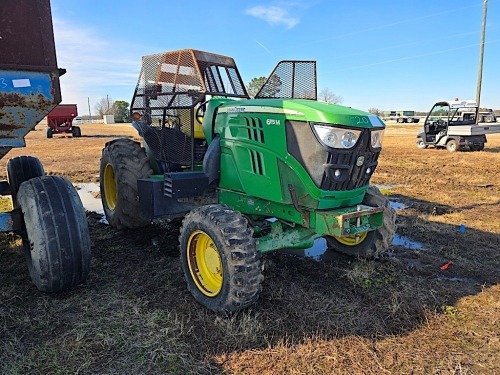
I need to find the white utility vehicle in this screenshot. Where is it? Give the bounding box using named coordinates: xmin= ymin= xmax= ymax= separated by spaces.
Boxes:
xmin=416 ymin=99 xmax=500 ymax=152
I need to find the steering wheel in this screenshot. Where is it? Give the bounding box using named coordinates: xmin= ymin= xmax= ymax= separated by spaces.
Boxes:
xmin=195 ymin=100 xmax=210 ymax=123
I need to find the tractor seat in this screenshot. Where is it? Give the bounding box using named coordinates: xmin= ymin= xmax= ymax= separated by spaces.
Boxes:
xmin=138 ymin=124 xmax=192 ymax=165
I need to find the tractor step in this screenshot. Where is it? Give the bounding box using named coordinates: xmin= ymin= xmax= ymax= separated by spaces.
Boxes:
xmin=164 ymin=171 xmax=209 ymax=199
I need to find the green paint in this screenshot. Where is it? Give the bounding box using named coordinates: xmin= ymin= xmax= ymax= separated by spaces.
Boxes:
xmin=256 ymin=220 xmax=320 ymax=253
xmin=219 ymin=189 xmax=384 ymax=252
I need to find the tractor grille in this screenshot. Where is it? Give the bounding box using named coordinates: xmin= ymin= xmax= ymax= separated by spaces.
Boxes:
xmin=321 ymin=131 xmax=380 ymax=191
xmin=286 ymin=121 xmax=380 ymax=191
xmin=255 ymin=61 xmax=317 ymax=100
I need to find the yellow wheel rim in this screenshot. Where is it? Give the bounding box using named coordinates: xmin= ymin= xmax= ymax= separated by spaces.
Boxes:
xmin=187 ymin=230 xmax=223 ymax=297
xmin=335 ymin=231 xmax=368 ymax=246
xmin=103 ymin=163 xmax=117 ymax=211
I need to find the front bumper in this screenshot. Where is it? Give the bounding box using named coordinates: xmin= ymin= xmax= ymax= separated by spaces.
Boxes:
xmin=315 ymin=204 xmax=384 ymax=237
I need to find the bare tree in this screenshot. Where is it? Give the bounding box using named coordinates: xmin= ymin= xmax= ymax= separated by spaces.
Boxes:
xmin=319 ymin=88 xmax=343 ymax=104
xmin=368 ymin=108 xmax=382 ymax=116
xmin=94 ymin=96 xmax=114 ymax=116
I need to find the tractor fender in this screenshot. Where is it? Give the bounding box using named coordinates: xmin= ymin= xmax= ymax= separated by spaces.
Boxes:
xmin=203 ymin=135 xmax=221 ymax=185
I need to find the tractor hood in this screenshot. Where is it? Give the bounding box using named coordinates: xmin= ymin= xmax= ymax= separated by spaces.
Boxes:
xmin=219 ymin=98 xmax=385 ymax=129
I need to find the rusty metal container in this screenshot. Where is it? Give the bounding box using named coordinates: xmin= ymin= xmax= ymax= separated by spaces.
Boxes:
xmin=0 ymin=0 xmax=63 ymax=158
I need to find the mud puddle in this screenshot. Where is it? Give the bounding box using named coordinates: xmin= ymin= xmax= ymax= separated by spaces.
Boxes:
xmin=75 ymin=183 xmax=107 ymax=224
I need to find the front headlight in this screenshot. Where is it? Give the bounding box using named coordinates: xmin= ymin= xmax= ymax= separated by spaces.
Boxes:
xmin=371 ymin=129 xmax=384 ymax=148
xmin=313 ymin=124 xmax=361 ymax=149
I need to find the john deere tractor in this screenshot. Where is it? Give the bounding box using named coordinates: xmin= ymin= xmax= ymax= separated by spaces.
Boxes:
xmin=100 ymin=49 xmax=396 ymax=312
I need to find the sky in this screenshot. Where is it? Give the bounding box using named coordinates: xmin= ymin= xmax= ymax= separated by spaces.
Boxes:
xmin=50 ymin=0 xmax=500 ymax=116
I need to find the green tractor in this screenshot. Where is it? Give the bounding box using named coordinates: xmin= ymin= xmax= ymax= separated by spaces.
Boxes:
xmin=100 ymin=49 xmax=396 ymax=312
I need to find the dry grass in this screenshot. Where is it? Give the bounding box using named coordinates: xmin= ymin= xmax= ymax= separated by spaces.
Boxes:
xmin=1 ymin=123 xmax=499 ymax=374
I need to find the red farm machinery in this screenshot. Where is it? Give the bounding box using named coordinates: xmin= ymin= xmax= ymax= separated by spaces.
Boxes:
xmin=46 ymin=104 xmax=82 ymax=138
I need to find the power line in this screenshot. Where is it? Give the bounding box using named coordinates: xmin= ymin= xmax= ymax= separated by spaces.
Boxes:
xmin=326 ymin=39 xmax=500 ymax=73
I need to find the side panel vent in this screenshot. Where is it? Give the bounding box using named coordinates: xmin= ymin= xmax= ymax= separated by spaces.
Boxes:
xmin=249 ymin=150 xmax=264 ymax=175
xmin=244 ymin=117 xmax=265 ymax=144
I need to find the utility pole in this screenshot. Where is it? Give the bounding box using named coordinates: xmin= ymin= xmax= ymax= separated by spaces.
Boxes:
xmin=88 ymin=97 xmax=92 ymax=121
xmin=476 ymin=0 xmax=488 ymax=108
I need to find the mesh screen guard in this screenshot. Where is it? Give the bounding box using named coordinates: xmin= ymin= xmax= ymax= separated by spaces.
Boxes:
xmin=255 ymin=61 xmax=317 ymax=100
xmin=130 ymin=49 xmax=249 ymax=170
xmin=131 ymin=49 xmax=248 ymax=114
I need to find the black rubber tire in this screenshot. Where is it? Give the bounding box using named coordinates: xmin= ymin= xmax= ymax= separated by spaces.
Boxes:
xmin=179 ymin=204 xmax=264 ymax=313
xmin=446 ymin=139 xmax=459 ymax=152
xmin=47 ymin=128 xmax=53 ymax=139
xmin=397 ymin=118 xmax=405 ymax=123
xmin=72 ymin=126 xmax=82 ymax=137
xmin=100 ymin=138 xmax=153 ymax=229
xmin=484 ymin=116 xmax=493 ymax=123
xmin=406 ymin=118 xmax=414 ymax=123
xmin=17 ymin=176 xmax=91 ymax=292
xmin=6 ymin=156 xmax=45 ymax=208
xmin=416 ymin=138 xmax=427 ymax=149
xmin=327 ymin=186 xmax=396 ymax=258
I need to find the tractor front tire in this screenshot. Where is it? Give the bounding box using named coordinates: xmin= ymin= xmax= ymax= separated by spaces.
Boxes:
xmin=17 ymin=176 xmax=91 ymax=292
xmin=327 ymin=186 xmax=396 ymax=258
xmin=7 ymin=156 xmax=45 ymax=208
xmin=179 ymin=204 xmax=264 ymax=313
xmin=100 ymin=138 xmax=153 ymax=229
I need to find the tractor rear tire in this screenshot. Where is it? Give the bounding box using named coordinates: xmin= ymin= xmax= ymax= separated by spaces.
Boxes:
xmin=47 ymin=128 xmax=53 ymax=138
xmin=416 ymin=138 xmax=427 ymax=149
xmin=17 ymin=176 xmax=91 ymax=292
xmin=446 ymin=139 xmax=458 ymax=152
xmin=72 ymin=126 xmax=82 ymax=137
xmin=327 ymin=186 xmax=396 ymax=258
xmin=100 ymin=138 xmax=153 ymax=229
xmin=7 ymin=156 xmax=45 ymax=208
xmin=179 ymin=204 xmax=264 ymax=312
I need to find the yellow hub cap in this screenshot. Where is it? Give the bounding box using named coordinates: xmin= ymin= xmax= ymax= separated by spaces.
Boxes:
xmin=103 ymin=163 xmax=117 ymax=211
xmin=187 ymin=230 xmax=223 ymax=297
xmin=335 ymin=231 xmax=368 ymax=246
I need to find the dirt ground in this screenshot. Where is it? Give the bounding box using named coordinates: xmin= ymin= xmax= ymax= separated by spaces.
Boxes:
xmin=0 ymin=123 xmax=499 ymax=374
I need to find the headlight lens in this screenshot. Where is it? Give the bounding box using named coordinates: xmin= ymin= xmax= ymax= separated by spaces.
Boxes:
xmin=371 ymin=129 xmax=384 ymax=148
xmin=313 ymin=125 xmax=361 ymax=149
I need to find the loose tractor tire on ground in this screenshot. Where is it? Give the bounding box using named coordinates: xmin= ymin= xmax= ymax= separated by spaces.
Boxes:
xmin=0 ymin=0 xmax=91 ymax=292
xmin=100 ymin=49 xmax=396 ymax=312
